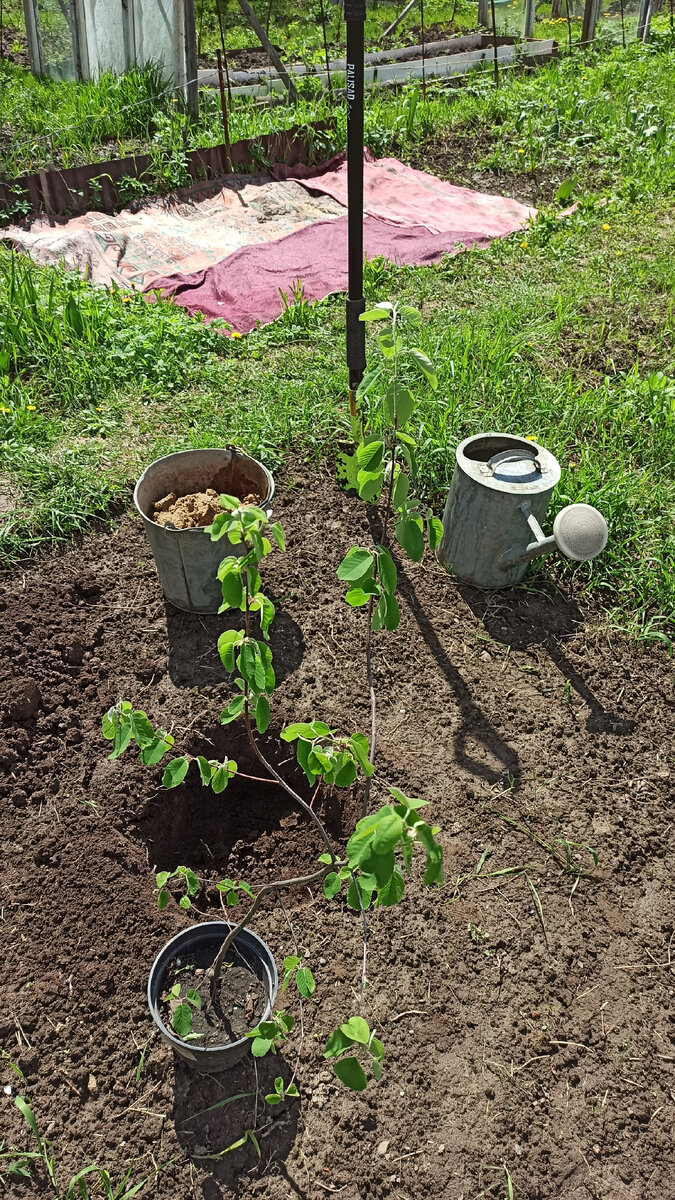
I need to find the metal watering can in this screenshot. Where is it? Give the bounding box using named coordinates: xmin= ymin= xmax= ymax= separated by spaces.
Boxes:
xmin=438 ymin=433 xmax=608 ymax=590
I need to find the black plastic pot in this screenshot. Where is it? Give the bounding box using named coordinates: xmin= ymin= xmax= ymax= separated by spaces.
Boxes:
xmin=147 ymin=922 xmax=278 ymax=1072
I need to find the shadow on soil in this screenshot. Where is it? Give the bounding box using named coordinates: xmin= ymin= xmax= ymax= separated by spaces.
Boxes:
xmin=172 ymin=1051 xmax=300 ymax=1195
xmin=164 ymin=603 xmax=305 ymax=690
xmin=459 ymin=580 xmax=637 ymax=736
xmin=397 ymin=560 xmax=523 ymax=793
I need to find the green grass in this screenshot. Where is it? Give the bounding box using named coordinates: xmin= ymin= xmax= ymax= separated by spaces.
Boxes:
xmin=1 ymin=33 xmax=674 ymax=639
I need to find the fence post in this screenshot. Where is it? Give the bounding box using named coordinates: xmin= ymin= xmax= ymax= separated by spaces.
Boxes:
xmin=478 ymin=0 xmax=489 ymax=27
xmin=236 ymin=0 xmax=298 ymax=101
xmin=636 ymin=0 xmax=652 ymax=39
xmin=523 ymin=0 xmax=536 ymax=39
xmin=581 ymin=0 xmax=600 ymax=46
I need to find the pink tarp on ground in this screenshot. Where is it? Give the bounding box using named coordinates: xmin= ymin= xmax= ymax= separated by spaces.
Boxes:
xmin=149 ymin=215 xmax=491 ymax=333
xmin=273 ymin=149 xmax=536 ymax=237
xmin=150 ymin=152 xmax=534 ymax=332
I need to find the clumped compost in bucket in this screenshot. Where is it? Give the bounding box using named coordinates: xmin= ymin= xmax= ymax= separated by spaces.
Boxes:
xmin=152 ymin=489 xmax=262 ymax=530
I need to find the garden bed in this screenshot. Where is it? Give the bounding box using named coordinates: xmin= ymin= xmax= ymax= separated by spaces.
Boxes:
xmin=0 ymin=464 xmax=673 ymax=1198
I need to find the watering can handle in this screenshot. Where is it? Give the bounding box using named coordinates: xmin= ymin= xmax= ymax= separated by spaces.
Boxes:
xmin=487 ymin=448 xmax=543 ymax=475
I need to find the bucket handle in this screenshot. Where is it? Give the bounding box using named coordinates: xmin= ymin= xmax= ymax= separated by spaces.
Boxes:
xmin=486 ymin=448 xmax=544 ymax=475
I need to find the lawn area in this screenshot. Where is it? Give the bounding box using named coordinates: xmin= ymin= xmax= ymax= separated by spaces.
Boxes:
xmin=1 ymin=29 xmax=674 ymax=637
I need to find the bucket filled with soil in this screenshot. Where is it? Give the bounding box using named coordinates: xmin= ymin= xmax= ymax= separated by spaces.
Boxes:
xmin=147 ymin=921 xmax=278 ymax=1072
xmin=134 ymin=448 xmax=274 ymax=613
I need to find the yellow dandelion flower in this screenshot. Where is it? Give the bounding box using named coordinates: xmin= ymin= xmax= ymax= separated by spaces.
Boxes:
xmin=569 ymin=461 xmax=579 ymax=468
xmin=616 ymin=250 xmax=623 ymax=256
xmin=0 ymin=407 xmax=10 ymax=414
xmin=602 ymin=223 xmax=610 ymax=230
xmin=521 ymin=239 xmax=528 ymax=248
xmin=122 ymin=296 xmax=132 ymax=302
xmin=96 ymin=406 xmax=103 ymax=411
xmin=517 ymin=148 xmax=525 ymax=154
xmin=27 ymin=404 xmax=36 ymax=411
xmin=231 ymin=331 xmax=243 ymax=339
xmin=526 ymin=435 xmax=537 ymax=441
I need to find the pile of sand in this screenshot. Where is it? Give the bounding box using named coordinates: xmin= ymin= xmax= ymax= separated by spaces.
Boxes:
xmin=152 ymin=490 xmax=261 ymax=529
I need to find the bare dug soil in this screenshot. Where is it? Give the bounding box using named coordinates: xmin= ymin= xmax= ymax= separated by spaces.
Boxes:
xmin=0 ymin=465 xmax=674 ymax=1200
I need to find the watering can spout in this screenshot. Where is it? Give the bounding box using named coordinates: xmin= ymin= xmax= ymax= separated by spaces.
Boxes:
xmin=497 ymin=502 xmax=609 ymax=574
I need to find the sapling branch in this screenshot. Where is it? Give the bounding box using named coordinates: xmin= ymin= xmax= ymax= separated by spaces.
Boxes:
xmin=209 ymin=867 xmax=330 ymax=998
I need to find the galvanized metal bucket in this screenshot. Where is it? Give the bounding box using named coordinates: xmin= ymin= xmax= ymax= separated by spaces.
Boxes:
xmin=134 ymin=447 xmax=274 ymax=614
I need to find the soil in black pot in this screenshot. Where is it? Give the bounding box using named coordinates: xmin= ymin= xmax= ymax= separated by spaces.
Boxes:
xmin=160 ymin=940 xmax=269 ymax=1048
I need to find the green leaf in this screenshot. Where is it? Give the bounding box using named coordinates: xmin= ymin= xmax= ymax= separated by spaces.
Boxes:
xmin=172 ymin=1004 xmax=194 ymax=1040
xmin=157 ymin=889 xmax=169 ymax=909
xmin=265 ymin=1092 xmax=282 ymax=1105
xmin=323 ymin=871 xmax=342 ymax=898
xmin=211 ymin=766 xmax=231 ymax=794
xmin=283 ymin=955 xmax=301 ymax=972
xmin=369 ymin=1036 xmax=385 ymax=1062
xmin=102 ymin=708 xmax=117 ymax=740
xmin=269 ymin=522 xmax=285 ymax=551
xmin=360 ymin=307 xmax=391 ymax=321
xmin=217 ymin=629 xmax=243 ymax=673
xmin=130 ymin=710 xmax=157 ymax=749
xmin=196 ymin=755 xmax=213 ymax=786
xmin=392 ymin=471 xmax=410 ymax=510
xmin=426 ymin=515 xmax=444 ymax=552
xmin=156 ymin=871 xmax=170 ymax=889
xmin=256 ymin=694 xmax=271 ymax=735
xmin=340 ymin=1016 xmax=370 ymax=1045
xmin=357 ymin=468 xmax=385 ymax=503
xmin=385 ymin=382 xmax=414 ymax=426
xmin=355 ymin=366 xmax=384 ymax=398
xmin=377 ymin=864 xmax=405 ymax=906
xmin=334 ymin=757 xmax=358 ymax=787
xmin=162 ymin=758 xmax=190 ymax=789
xmin=333 ymin=1057 xmax=368 ymax=1091
xmin=377 ymin=547 xmax=397 ymax=594
xmin=109 ymin=719 xmax=132 ymax=761
xmin=556 ymin=175 xmax=577 ymax=202
xmin=186 ymin=989 xmax=202 ymax=1009
xmin=251 ymin=1037 xmax=273 ymax=1057
xmin=349 ymin=734 xmax=374 ymax=777
xmin=377 ymin=330 xmax=397 ymax=358
xmin=371 ymin=1058 xmax=382 ymax=1081
xmin=281 ymin=722 xmax=316 ymax=742
xmin=219 ymin=696 xmax=246 ymax=720
xmin=409 ymin=347 xmax=438 ymax=390
xmin=396 ymin=515 xmax=424 ymax=562
xmin=383 ymin=592 xmax=400 ymax=632
xmin=400 ymin=304 xmax=422 ymax=326
xmin=220 ymin=570 xmax=243 ymax=610
xmin=356 ymin=440 xmax=384 ymax=472
xmin=372 ymin=809 xmax=404 ymax=854
xmin=323 ymin=1028 xmax=354 ymax=1058
xmin=337 ymin=547 xmax=375 ymax=583
xmin=345 ymin=584 xmax=378 ymax=607
xmin=296 ymin=968 xmax=316 ymax=998
xmin=140 ymin=737 xmax=170 ymax=766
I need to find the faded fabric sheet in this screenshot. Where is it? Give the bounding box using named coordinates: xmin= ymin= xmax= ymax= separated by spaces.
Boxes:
xmin=1 ymin=176 xmax=345 ymax=289
xmin=273 ymin=149 xmax=536 ymax=238
xmin=149 ymin=215 xmax=491 ymax=333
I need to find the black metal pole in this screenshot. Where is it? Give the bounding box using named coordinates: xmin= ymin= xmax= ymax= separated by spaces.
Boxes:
xmin=345 ymin=0 xmax=367 ymax=411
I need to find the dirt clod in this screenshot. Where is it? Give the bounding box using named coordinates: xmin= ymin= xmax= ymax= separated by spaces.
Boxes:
xmin=1 ymin=677 xmax=42 ymax=722
xmin=153 ymin=489 xmax=222 ymax=529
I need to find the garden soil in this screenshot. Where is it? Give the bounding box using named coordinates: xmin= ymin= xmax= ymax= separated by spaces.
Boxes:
xmin=0 ymin=465 xmax=673 ymax=1200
